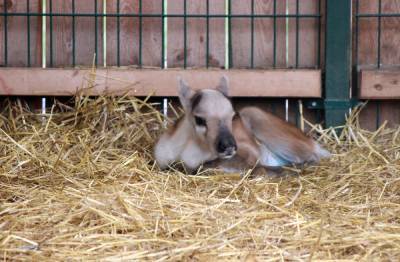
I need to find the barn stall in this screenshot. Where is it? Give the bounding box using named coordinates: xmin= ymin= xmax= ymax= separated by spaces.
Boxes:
xmin=0 ymin=0 xmax=399 ymax=261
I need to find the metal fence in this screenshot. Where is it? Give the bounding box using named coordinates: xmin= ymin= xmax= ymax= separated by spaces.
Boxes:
xmin=0 ymin=0 xmax=399 ymax=129
xmin=0 ymin=0 xmax=322 ymax=69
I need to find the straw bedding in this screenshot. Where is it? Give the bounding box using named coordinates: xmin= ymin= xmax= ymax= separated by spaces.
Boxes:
xmin=1 ymin=93 xmax=399 ymax=261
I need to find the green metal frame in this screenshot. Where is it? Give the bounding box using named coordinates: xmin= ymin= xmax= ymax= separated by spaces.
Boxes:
xmin=324 ymin=0 xmax=352 ymax=128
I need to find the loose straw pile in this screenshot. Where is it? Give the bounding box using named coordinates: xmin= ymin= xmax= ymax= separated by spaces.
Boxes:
xmin=0 ymin=84 xmax=399 ymax=261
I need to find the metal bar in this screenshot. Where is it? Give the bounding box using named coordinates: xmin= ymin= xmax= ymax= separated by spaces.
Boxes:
xmin=317 ymin=0 xmax=321 ymax=68
xmin=103 ymin=0 xmax=106 ymax=67
xmin=295 ymin=0 xmax=299 ymax=68
xmin=94 ymin=0 xmax=98 ymax=66
xmin=273 ymin=0 xmax=276 ymax=68
xmin=324 ymin=0 xmax=352 ymax=128
xmin=42 ymin=0 xmax=46 ymax=68
xmin=27 ymin=0 xmax=31 ymax=67
xmin=206 ymin=0 xmax=209 ymax=68
xmin=0 ymin=12 xmax=321 ymax=18
xmin=228 ymin=0 xmax=232 ymax=68
xmin=3 ymin=0 xmax=7 ymax=66
xmin=72 ymin=0 xmax=76 ymax=67
xmin=161 ymin=0 xmax=165 ymax=68
xmin=162 ymin=0 xmax=167 ymax=69
xmin=357 ymin=13 xmax=400 ymax=17
xmin=49 ymin=0 xmax=53 ymax=67
xmin=117 ymin=0 xmax=120 ymax=67
xmin=377 ymin=0 xmax=382 ymax=69
xmin=354 ymin=0 xmax=359 ymax=67
xmin=183 ymin=0 xmax=187 ymax=69
xmin=138 ymin=0 xmax=142 ymax=67
xmin=250 ymin=0 xmax=254 ymax=68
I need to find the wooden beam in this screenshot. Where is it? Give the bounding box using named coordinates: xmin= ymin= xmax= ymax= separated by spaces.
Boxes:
xmin=0 ymin=68 xmax=321 ymax=97
xmin=360 ymin=70 xmax=400 ymax=99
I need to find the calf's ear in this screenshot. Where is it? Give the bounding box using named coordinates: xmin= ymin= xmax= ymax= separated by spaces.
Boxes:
xmin=216 ymin=75 xmax=229 ymax=97
xmin=177 ymin=77 xmax=195 ymax=111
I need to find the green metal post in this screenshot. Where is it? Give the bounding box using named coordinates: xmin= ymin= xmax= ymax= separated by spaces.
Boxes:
xmin=324 ymin=0 xmax=352 ymax=128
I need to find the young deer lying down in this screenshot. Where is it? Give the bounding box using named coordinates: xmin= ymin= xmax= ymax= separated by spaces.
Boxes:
xmin=154 ymin=76 xmax=330 ymax=174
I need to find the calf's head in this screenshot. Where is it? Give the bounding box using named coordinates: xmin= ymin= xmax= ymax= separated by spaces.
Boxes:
xmin=178 ymin=76 xmax=237 ymax=159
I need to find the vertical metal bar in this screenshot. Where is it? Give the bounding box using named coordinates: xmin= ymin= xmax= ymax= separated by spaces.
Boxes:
xmin=317 ymin=0 xmax=321 ymax=67
xmin=161 ymin=0 xmax=165 ymax=68
xmin=354 ymin=0 xmax=359 ymax=67
xmin=228 ymin=0 xmax=232 ymax=68
xmin=273 ymin=0 xmax=277 ymax=68
xmin=377 ymin=0 xmax=382 ymax=69
xmin=206 ymin=0 xmax=209 ymax=68
xmin=163 ymin=0 xmax=168 ymax=69
xmin=42 ymin=0 xmax=47 ymax=123
xmin=139 ymin=0 xmax=142 ymax=67
xmin=49 ymin=0 xmax=53 ymax=67
xmin=94 ymin=0 xmax=98 ymax=66
xmin=324 ymin=0 xmax=352 ymax=128
xmin=72 ymin=0 xmax=76 ymax=67
xmin=27 ymin=0 xmax=31 ymax=67
xmin=250 ymin=0 xmax=254 ymax=68
xmin=183 ymin=0 xmax=187 ymax=69
xmin=224 ymin=0 xmax=229 ymax=69
xmin=42 ymin=0 xmax=46 ymax=68
xmin=117 ymin=0 xmax=120 ymax=67
xmin=285 ymin=99 xmax=289 ymax=122
xmin=3 ymin=0 xmax=7 ymax=66
xmin=295 ymin=0 xmax=299 ymax=68
xmin=103 ymin=0 xmax=106 ymax=67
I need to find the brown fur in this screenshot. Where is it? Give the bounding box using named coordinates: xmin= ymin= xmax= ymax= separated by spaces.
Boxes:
xmin=154 ymin=76 xmax=330 ymax=173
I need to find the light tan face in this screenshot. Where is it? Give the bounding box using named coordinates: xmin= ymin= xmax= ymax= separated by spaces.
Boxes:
xmin=178 ymin=76 xmax=237 ymax=158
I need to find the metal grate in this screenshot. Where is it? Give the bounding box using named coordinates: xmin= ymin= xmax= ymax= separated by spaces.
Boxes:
xmin=0 ymin=0 xmax=323 ymax=69
xmin=354 ymin=0 xmax=400 ymax=69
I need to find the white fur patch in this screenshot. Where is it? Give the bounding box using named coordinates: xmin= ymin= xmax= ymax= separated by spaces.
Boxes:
xmin=259 ymin=144 xmax=287 ymax=167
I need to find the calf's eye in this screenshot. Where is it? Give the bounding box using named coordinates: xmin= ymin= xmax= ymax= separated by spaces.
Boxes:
xmin=194 ymin=116 xmax=207 ymax=127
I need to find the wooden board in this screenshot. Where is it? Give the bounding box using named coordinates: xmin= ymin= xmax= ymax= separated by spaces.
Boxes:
xmin=230 ymin=0 xmax=283 ymax=68
xmin=355 ymin=0 xmax=400 ymax=68
xmin=106 ymin=0 xmax=139 ymax=66
xmin=381 ymin=0 xmax=400 ymax=67
xmin=354 ymin=0 xmax=377 ymax=67
xmin=360 ymin=70 xmax=400 ymax=99
xmin=287 ymin=0 xmax=320 ymax=68
xmin=359 ymin=101 xmax=400 ymax=130
xmin=75 ymin=0 xmax=103 ymax=66
xmin=141 ymin=0 xmax=163 ymax=67
xmin=167 ymin=0 xmax=225 ymax=68
xmin=46 ymin=0 xmax=73 ymax=67
xmin=0 ymin=68 xmax=321 ymax=97
xmin=0 ymin=0 xmax=41 ymax=66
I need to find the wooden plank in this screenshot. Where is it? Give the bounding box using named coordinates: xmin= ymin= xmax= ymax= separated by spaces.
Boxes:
xmin=287 ymin=0 xmax=319 ymax=68
xmin=141 ymin=0 xmax=162 ymax=67
xmin=355 ymin=0 xmax=378 ymax=67
xmin=254 ymin=0 xmax=286 ymax=68
xmin=106 ymin=0 xmax=139 ymax=66
xmin=75 ymin=0 xmax=103 ymax=66
xmin=0 ymin=0 xmax=41 ymax=66
xmin=167 ymin=0 xmax=225 ymax=68
xmin=359 ymin=101 xmax=400 ymax=130
xmin=0 ymin=68 xmax=321 ymax=97
xmin=360 ymin=70 xmax=400 ymax=99
xmin=230 ymin=0 xmax=251 ymax=68
xmin=381 ymin=0 xmax=400 ymax=67
xmin=46 ymin=0 xmax=73 ymax=67
xmin=230 ymin=1 xmax=288 ymax=68
xmin=167 ymin=0 xmax=183 ymax=67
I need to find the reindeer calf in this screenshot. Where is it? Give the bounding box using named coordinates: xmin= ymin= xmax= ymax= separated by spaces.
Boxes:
xmin=154 ymin=76 xmax=330 ymax=174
